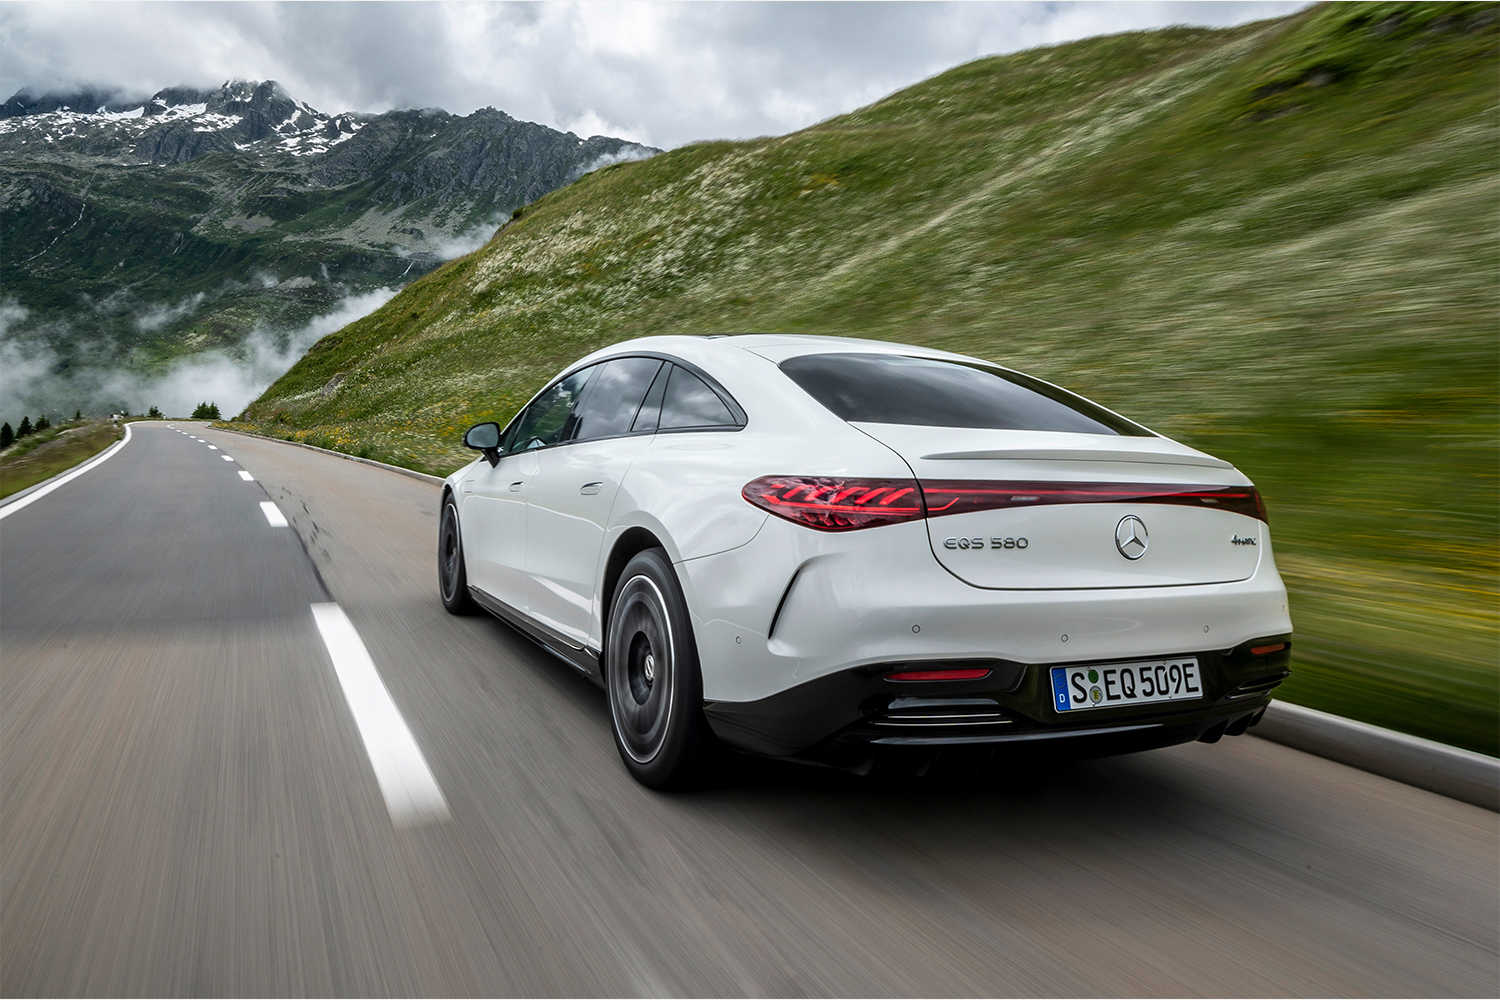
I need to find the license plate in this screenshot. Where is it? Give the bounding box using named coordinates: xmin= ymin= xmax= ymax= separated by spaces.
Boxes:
xmin=1050 ymin=658 xmax=1202 ymax=713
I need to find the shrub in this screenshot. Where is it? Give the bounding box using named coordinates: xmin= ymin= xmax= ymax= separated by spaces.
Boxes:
xmin=191 ymin=401 xmax=221 ymax=420
xmin=147 ymin=405 xmax=163 ymax=418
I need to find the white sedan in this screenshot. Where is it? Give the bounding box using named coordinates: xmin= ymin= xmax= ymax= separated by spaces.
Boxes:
xmin=440 ymin=335 xmax=1292 ymax=787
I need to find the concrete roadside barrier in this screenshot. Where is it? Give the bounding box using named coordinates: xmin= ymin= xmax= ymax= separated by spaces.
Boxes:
xmin=1254 ymin=700 xmax=1498 ymax=811
xmin=212 ymin=426 xmax=446 ymax=486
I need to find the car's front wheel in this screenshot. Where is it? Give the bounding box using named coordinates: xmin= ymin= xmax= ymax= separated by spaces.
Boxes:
xmin=438 ymin=497 xmax=477 ymax=614
xmin=605 ymin=548 xmax=714 ymax=788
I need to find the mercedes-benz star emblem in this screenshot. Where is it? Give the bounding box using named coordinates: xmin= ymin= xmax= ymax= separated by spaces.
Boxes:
xmin=1115 ymin=515 xmax=1148 ymax=560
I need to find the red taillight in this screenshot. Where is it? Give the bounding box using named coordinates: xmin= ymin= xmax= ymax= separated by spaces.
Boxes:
xmin=920 ymin=480 xmax=1269 ymax=523
xmin=886 ymin=668 xmax=992 ymax=682
xmin=743 ymin=476 xmax=925 ymax=531
xmin=1250 ymin=643 xmax=1287 ymax=655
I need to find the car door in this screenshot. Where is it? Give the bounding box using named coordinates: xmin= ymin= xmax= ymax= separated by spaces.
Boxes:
xmin=524 ymin=357 xmax=664 ymax=648
xmin=461 ymin=368 xmax=593 ymax=612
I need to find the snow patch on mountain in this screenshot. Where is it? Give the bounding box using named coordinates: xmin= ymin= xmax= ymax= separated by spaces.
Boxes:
xmin=0 ymin=81 xmax=366 ymax=159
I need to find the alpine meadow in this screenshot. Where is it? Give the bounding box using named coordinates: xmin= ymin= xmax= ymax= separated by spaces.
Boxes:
xmin=239 ymin=2 xmax=1499 ymax=755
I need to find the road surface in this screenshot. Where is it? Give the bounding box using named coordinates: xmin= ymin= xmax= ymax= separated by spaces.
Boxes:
xmin=3 ymin=422 xmax=1496 ymax=996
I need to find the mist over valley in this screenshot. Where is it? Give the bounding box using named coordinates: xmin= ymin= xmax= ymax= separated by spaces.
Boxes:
xmin=0 ymin=79 xmax=655 ymax=423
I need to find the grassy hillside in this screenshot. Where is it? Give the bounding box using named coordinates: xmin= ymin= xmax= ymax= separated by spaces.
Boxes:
xmin=240 ymin=2 xmax=1499 ymax=755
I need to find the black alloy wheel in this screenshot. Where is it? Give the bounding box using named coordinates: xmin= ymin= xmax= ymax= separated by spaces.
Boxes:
xmin=438 ymin=498 xmax=477 ymax=614
xmin=605 ymin=548 xmax=714 ymax=788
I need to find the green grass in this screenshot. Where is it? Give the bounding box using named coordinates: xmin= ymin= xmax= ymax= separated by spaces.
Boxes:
xmin=0 ymin=420 xmax=124 ymax=499
xmin=240 ymin=1 xmax=1500 ymax=755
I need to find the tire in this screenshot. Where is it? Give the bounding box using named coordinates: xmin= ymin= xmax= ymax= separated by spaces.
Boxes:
xmin=438 ymin=496 xmax=478 ymax=614
xmin=605 ymin=548 xmax=715 ymax=788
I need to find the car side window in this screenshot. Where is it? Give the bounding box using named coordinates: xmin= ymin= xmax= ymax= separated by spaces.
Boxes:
xmin=658 ymin=365 xmax=738 ymax=430
xmin=571 ymin=358 xmax=664 ymax=442
xmin=631 ymin=364 xmax=670 ymax=434
xmin=507 ymin=368 xmax=594 ymax=451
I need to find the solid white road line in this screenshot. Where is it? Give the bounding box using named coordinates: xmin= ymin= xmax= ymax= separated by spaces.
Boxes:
xmin=310 ymin=603 xmax=450 ymax=827
xmin=238 ymin=471 xmax=255 ymax=481
xmin=260 ymin=501 xmax=289 ymax=527
xmin=0 ymin=424 xmax=134 ymax=521
xmin=221 ymin=455 xmax=234 ymax=462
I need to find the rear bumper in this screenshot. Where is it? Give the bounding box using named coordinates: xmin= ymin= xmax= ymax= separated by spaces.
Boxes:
xmin=703 ymin=637 xmax=1290 ymax=761
xmin=677 ymin=516 xmax=1294 ymax=706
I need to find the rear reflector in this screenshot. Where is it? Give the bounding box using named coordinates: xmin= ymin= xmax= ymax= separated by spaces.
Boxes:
xmin=1250 ymin=643 xmax=1287 ymax=655
xmin=743 ymin=476 xmax=924 ymax=531
xmin=920 ymin=480 xmax=1269 ymax=523
xmin=886 ymin=668 xmax=993 ymax=682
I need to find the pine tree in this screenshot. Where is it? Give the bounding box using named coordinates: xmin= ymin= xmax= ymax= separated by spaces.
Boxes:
xmin=147 ymin=405 xmax=162 ymax=418
xmin=16 ymin=416 xmax=32 ymax=438
xmin=75 ymin=409 xmax=82 ymax=420
xmin=35 ymin=414 xmax=50 ymax=431
xmin=0 ymin=422 xmax=12 ymax=449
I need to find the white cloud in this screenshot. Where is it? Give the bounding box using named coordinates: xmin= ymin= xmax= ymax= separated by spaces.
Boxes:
xmin=0 ymin=2 xmax=1311 ymax=149
xmin=134 ymin=292 xmax=206 ymax=332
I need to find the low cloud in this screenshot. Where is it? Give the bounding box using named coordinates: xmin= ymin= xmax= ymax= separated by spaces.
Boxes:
xmin=133 ymin=291 xmax=206 ymax=332
xmin=429 ymin=220 xmax=505 ymax=261
xmin=0 ymin=288 xmax=395 ymax=425
xmin=572 ymin=143 xmax=658 ymax=180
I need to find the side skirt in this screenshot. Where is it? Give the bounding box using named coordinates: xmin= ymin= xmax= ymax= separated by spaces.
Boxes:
xmin=469 ymin=585 xmax=604 ymax=686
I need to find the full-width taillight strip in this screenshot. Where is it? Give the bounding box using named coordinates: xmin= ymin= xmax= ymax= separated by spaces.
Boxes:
xmin=744 ymin=476 xmax=1267 ymax=530
xmin=920 ymin=480 xmax=1267 ymax=523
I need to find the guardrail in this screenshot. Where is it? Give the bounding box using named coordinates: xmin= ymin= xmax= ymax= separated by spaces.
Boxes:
xmin=1253 ymin=701 xmax=1498 ymax=810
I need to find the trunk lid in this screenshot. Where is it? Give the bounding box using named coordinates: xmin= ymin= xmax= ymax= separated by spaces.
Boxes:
xmin=852 ymin=424 xmax=1264 ymax=590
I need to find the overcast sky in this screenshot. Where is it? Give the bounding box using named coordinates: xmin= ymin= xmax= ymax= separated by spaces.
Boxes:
xmin=1 ymin=1 xmax=1307 ymax=149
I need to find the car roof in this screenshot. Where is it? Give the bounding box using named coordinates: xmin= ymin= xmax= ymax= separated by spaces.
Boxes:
xmin=582 ymin=332 xmax=996 ymax=370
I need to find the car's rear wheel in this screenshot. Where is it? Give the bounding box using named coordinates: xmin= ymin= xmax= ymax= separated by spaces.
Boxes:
xmin=605 ymin=548 xmax=714 ymax=788
xmin=438 ymin=497 xmax=477 ymax=614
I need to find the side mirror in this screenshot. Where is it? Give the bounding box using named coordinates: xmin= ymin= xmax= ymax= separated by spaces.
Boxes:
xmin=463 ymin=422 xmax=503 ymax=467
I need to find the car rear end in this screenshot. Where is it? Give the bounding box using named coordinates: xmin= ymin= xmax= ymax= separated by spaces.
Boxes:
xmin=681 ymin=339 xmax=1292 ymax=767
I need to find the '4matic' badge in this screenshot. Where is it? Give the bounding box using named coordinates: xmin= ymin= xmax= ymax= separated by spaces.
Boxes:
xmin=1231 ymin=534 xmax=1258 ymax=545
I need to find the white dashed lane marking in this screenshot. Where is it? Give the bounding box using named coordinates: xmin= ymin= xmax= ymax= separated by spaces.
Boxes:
xmin=221 ymin=455 xmax=234 ymax=462
xmin=238 ymin=471 xmax=255 ymax=481
xmin=208 ymin=446 xmax=218 ymax=450
xmin=310 ymin=603 xmax=450 ymax=828
xmin=260 ymin=501 xmax=289 ymax=527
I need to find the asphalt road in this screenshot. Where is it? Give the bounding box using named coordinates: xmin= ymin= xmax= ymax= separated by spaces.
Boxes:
xmin=3 ymin=422 xmax=1496 ymax=997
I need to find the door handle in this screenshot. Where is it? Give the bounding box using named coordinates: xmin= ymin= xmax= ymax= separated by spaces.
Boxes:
xmin=580 ymin=482 xmax=603 ymax=496
xmin=509 ymin=481 xmax=524 ymax=492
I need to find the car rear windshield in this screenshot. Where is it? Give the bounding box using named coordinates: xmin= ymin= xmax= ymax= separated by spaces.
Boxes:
xmin=779 ymin=353 xmax=1151 ymax=436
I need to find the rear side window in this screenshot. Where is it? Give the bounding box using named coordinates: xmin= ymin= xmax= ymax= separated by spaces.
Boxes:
xmin=571 ymin=357 xmax=664 ymax=442
xmin=658 ymin=365 xmax=738 ymax=430
xmin=779 ymin=353 xmax=1150 ymax=436
xmin=507 ymin=368 xmax=593 ymax=451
